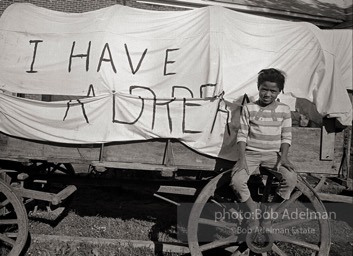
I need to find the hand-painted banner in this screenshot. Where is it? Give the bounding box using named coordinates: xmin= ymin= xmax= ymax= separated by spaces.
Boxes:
xmin=0 ymin=4 xmax=218 ymax=98
xmin=0 ymin=3 xmax=351 ymax=160
xmin=0 ymin=92 xmax=239 ymax=159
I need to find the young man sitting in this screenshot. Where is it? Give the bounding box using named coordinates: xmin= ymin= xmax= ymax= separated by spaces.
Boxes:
xmin=230 ymin=68 xmax=298 ymax=229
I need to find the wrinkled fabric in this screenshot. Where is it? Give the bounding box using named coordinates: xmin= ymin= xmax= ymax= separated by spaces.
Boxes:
xmin=0 ymin=4 xmax=351 ymax=160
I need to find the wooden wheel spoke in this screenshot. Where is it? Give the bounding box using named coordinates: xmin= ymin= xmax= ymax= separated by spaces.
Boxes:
xmin=0 ymin=233 xmax=16 ymax=246
xmin=199 ymin=217 xmax=238 ymax=229
xmin=271 ymin=243 xmax=289 ymax=256
xmin=0 ymin=219 xmax=19 ymax=225
xmin=210 ymin=198 xmax=226 ymax=208
xmin=5 ymin=232 xmax=18 ymax=238
xmin=275 ymin=190 xmax=302 ymax=214
xmin=0 ymin=199 xmax=10 ymax=209
xmin=230 ymin=242 xmax=248 ymax=256
xmin=199 ymin=235 xmax=237 ymax=252
xmin=272 ymin=233 xmax=320 ymax=251
xmin=272 ymin=217 xmax=313 ymax=229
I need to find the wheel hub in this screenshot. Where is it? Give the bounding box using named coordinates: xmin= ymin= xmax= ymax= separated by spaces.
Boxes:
xmin=245 ymin=227 xmax=274 ymax=253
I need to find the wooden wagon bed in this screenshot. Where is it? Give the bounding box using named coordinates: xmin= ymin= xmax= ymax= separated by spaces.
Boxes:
xmin=0 ymin=127 xmax=344 ymax=175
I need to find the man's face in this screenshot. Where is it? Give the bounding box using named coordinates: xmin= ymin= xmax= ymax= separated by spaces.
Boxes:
xmin=258 ymin=81 xmax=280 ymax=106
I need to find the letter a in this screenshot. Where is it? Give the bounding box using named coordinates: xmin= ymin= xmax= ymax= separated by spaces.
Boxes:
xmin=97 ymin=43 xmax=117 ymax=73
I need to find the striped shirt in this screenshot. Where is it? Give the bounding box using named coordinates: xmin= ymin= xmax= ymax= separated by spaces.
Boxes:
xmin=237 ymin=100 xmax=292 ymax=152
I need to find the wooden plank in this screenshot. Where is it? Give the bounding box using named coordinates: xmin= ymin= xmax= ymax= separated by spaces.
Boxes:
xmin=0 ymin=133 xmax=100 ymax=163
xmin=348 ymin=90 xmax=353 ymax=182
xmin=90 ymin=161 xmax=177 ymax=172
xmin=334 ymin=90 xmax=353 ymax=188
xmin=171 ymin=141 xmax=217 ymax=168
xmin=12 ymin=187 xmax=56 ymax=202
xmin=317 ymin=193 xmax=353 ymax=204
xmin=52 ymin=185 xmax=77 ymax=205
xmin=153 ymin=193 xmax=181 ymax=206
xmin=342 ymin=126 xmax=351 ymax=178
xmin=13 ymin=185 xmax=77 ymax=205
xmin=157 ymin=185 xmax=196 ymax=196
xmin=163 ymin=139 xmax=175 ymax=166
xmin=42 ymin=144 xmax=100 ymax=162
xmin=102 ymin=140 xmax=165 ymax=164
xmin=0 ymin=133 xmax=45 ymax=160
xmin=289 ymin=127 xmax=343 ymax=174
xmin=320 ymin=118 xmax=336 ymax=161
xmin=0 ymin=127 xmax=345 ymax=175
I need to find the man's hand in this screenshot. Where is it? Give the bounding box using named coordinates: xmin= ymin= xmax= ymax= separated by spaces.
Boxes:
xmin=280 ymin=157 xmax=295 ymax=172
xmin=231 ymin=157 xmax=249 ymax=176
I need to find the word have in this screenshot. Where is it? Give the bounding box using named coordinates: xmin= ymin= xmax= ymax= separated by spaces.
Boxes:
xmin=26 ymin=40 xmax=179 ymax=76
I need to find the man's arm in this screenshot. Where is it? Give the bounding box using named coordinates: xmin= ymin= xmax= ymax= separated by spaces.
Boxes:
xmin=280 ymin=142 xmax=295 ymax=171
xmin=232 ymin=105 xmax=250 ymax=175
xmin=280 ymin=105 xmax=295 ymax=171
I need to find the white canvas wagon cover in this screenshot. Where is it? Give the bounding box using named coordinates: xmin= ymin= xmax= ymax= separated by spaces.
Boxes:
xmin=0 ymin=3 xmax=351 ymax=160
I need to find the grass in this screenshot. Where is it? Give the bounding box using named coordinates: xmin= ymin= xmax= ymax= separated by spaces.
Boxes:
xmin=27 ymin=240 xmax=158 ymax=256
xmin=25 ymin=182 xmax=183 ymax=255
xmin=22 ymin=173 xmax=353 ymax=256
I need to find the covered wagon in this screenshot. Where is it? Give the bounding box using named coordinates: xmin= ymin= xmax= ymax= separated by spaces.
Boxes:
xmin=0 ymin=3 xmax=352 ymax=255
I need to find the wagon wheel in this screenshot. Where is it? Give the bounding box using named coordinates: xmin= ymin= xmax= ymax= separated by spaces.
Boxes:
xmin=187 ymin=169 xmax=331 ymax=256
xmin=0 ymin=180 xmax=28 ymax=256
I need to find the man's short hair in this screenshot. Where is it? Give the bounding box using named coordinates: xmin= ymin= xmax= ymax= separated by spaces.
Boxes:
xmin=257 ymin=68 xmax=286 ymax=92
